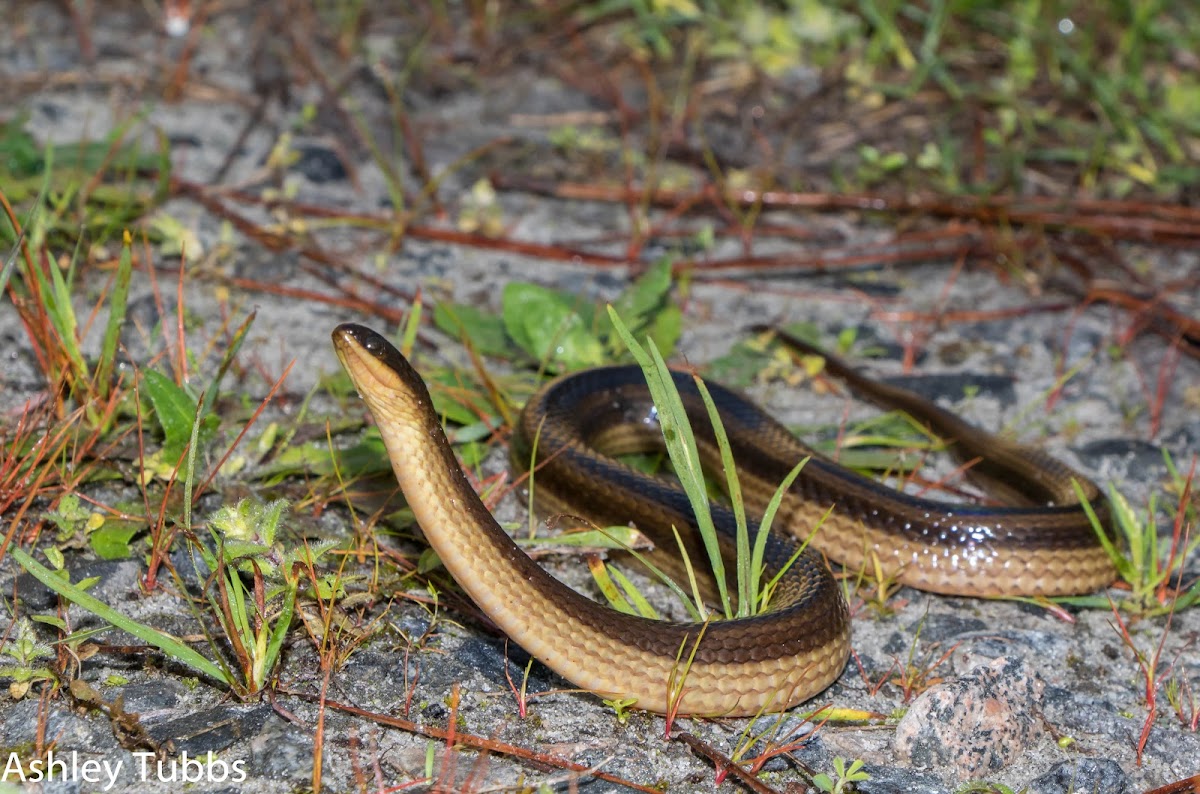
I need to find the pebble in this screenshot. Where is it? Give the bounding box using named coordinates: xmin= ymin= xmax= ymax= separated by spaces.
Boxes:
xmin=893 ymin=656 xmax=1044 ymax=780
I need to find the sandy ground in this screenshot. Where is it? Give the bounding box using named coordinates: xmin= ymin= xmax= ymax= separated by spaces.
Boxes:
xmin=2 ymin=3 xmax=1198 ymax=793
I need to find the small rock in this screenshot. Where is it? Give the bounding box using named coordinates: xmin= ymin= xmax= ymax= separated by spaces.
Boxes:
xmin=16 ymin=559 xmax=142 ymax=615
xmin=247 ymin=716 xmax=314 ymax=783
xmin=893 ymin=656 xmax=1043 ymax=780
xmin=1075 ymin=438 xmax=1166 ymax=474
xmin=1024 ymin=758 xmax=1131 ymax=794
xmin=293 ymin=143 xmax=346 ymax=183
xmin=147 ymin=704 xmax=274 ymax=756
xmin=857 ymin=765 xmax=950 ymax=794
xmin=884 ymin=372 xmax=1017 ymax=406
xmin=907 ymin=613 xmax=986 ymax=645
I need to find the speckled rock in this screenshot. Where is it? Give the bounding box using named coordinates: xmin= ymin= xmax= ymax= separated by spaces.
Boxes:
xmin=857 ymin=765 xmax=950 ymax=794
xmin=1024 ymin=758 xmax=1132 ymax=794
xmin=893 ymin=656 xmax=1044 ymax=780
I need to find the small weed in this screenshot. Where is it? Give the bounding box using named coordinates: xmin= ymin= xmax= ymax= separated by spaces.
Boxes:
xmin=845 ymin=549 xmax=906 ymax=617
xmin=724 ymin=710 xmax=831 ymax=781
xmin=854 ymin=611 xmax=956 ymax=703
xmin=1067 ymin=452 xmax=1199 ymax=616
xmin=602 ymin=697 xmax=639 ymax=725
xmin=856 ymin=145 xmax=909 ymax=187
xmin=4 ymin=216 xmax=136 ymax=413
xmin=11 ymin=546 xmax=233 ymax=688
xmin=0 ymin=617 xmax=56 ymax=699
xmin=607 ymin=306 xmax=813 ymax=623
xmin=501 ymin=641 xmax=538 ymax=719
xmin=1107 ymin=596 xmax=1178 ymax=765
xmin=0 ymin=118 xmax=168 ymax=249
xmin=196 ymin=497 xmax=337 ymax=695
xmin=811 ymin=756 xmax=870 ymax=794
xmin=1164 ymin=671 xmax=1199 ymax=732
xmin=434 ymin=258 xmax=680 ymax=375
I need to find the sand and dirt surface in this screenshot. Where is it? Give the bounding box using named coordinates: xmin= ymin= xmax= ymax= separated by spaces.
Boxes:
xmin=2 ymin=3 xmax=1198 ymax=792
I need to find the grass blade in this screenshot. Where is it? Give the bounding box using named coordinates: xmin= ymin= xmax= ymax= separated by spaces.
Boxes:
xmin=607 ymin=304 xmax=732 ymax=617
xmin=692 ymin=376 xmax=753 ymax=617
xmin=10 ymin=547 xmax=232 ymax=686
xmin=95 ymin=230 xmax=134 ymax=399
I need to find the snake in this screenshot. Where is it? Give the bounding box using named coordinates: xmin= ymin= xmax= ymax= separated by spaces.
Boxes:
xmin=332 ymin=323 xmax=1115 ymax=716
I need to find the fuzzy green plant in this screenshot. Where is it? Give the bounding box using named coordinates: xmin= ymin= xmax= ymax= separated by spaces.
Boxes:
xmin=0 ymin=617 xmax=57 ymax=699
xmin=194 ymin=497 xmax=337 ymax=694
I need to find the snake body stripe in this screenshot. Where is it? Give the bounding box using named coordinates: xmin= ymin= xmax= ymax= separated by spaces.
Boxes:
xmin=333 ymin=323 xmax=1113 ymax=716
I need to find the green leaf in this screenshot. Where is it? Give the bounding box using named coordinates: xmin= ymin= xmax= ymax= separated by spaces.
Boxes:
xmin=587 ymin=557 xmax=638 ymax=616
xmin=705 ymin=341 xmax=774 ymax=387
xmin=197 ymin=311 xmax=255 ymax=422
xmin=0 ymin=224 xmax=19 ymax=295
xmin=607 ymin=305 xmax=731 ymax=618
xmin=427 ymin=370 xmax=499 ymax=427
xmin=141 ymin=369 xmax=199 ymax=461
xmin=49 ymin=494 xmax=90 ymax=534
xmin=515 ymin=526 xmax=648 ymax=550
xmin=693 ymin=376 xmax=753 ymax=617
xmin=500 ymin=282 xmax=545 ymax=354
xmin=89 ymin=524 xmax=140 ymax=560
xmin=0 ymin=116 xmax=42 ymax=177
xmin=611 ymin=258 xmax=672 ymax=327
xmin=502 ymin=283 xmax=605 ymax=371
xmin=605 ymin=260 xmax=679 ymax=357
xmin=44 ymin=547 xmax=65 ymax=570
xmin=74 ymin=575 xmax=101 ymax=591
xmin=223 ymin=540 xmax=273 ymax=564
xmin=96 ymin=232 xmax=134 ymax=397
xmin=608 ymin=565 xmax=661 ymax=619
xmin=417 ymin=547 xmax=442 ymax=574
xmin=434 ymin=301 xmax=512 ymax=358
xmin=258 ymin=435 xmax=392 ymax=480
xmin=32 ymin=614 xmax=68 ymax=631
xmin=644 ymin=303 xmax=682 ymax=358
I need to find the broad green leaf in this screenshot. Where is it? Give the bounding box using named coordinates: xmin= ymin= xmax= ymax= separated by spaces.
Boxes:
xmin=779 ymin=321 xmax=824 ymax=346
xmin=502 ymin=282 xmax=605 ymax=371
xmin=644 ymin=302 xmax=682 ymax=358
xmin=141 ymin=369 xmax=198 ymax=461
xmin=434 ymin=301 xmax=512 ymax=358
xmin=417 ymin=547 xmax=442 ymax=574
xmin=89 ymin=524 xmax=141 ymax=560
xmin=611 ymin=258 xmax=672 ymax=327
xmin=258 ymin=435 xmax=391 ymax=479
xmin=705 ymin=341 xmax=774 ymax=387
xmin=427 ymin=370 xmax=498 ymax=426
xmin=0 ymin=117 xmax=42 ymax=177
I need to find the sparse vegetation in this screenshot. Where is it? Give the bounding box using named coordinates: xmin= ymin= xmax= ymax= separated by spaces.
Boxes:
xmin=1 ymin=1 xmax=1197 ymax=791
